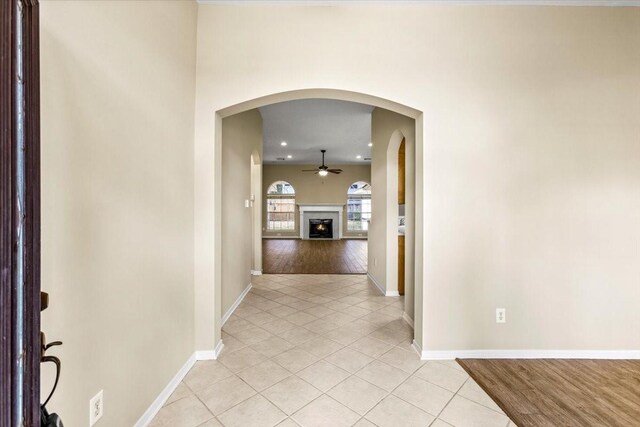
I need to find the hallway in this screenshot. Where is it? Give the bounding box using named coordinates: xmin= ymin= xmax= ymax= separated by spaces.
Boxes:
xmin=150 ymin=275 xmax=512 ymax=427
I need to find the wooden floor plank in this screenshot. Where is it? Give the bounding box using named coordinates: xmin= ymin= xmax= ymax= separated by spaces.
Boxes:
xmin=263 ymin=238 xmax=367 ymax=274
xmin=457 ymin=359 xmax=640 ymax=427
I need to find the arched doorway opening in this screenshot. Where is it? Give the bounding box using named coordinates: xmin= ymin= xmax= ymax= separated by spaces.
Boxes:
xmin=195 ymin=89 xmax=424 ymax=358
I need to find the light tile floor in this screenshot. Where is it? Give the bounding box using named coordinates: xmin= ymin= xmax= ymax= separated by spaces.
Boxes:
xmin=150 ymin=274 xmax=515 ymax=427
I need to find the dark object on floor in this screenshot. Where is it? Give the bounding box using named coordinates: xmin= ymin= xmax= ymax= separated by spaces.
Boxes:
xmin=456 ymin=358 xmax=640 ymax=427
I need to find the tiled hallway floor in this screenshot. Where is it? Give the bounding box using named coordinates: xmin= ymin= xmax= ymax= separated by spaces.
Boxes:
xmin=150 ymin=274 xmax=514 ymax=427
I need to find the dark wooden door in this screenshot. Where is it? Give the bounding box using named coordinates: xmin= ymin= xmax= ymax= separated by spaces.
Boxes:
xmin=1 ymin=0 xmax=42 ymax=425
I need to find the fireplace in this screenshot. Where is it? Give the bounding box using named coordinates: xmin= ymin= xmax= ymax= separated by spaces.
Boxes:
xmin=309 ymin=219 xmax=333 ymax=239
xmin=298 ymin=204 xmax=343 ymax=240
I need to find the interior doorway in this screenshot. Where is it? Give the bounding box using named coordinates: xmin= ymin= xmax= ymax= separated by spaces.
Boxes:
xmin=202 ymin=89 xmax=424 ymax=357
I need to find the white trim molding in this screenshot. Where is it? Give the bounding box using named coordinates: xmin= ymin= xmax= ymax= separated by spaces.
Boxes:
xmin=402 ymin=312 xmax=414 ymax=329
xmin=367 ymin=272 xmax=385 ymax=296
xmin=417 ymin=349 xmax=640 ymax=360
xmin=411 ymin=339 xmax=423 ymax=358
xmin=367 ymin=272 xmax=401 ymax=297
xmin=250 ymin=270 xmax=262 ymax=276
xmin=298 ymin=203 xmax=344 ymax=240
xmin=134 ymin=353 xmax=197 ymax=427
xmin=213 ymin=339 xmax=225 ymax=358
xmin=196 ymin=340 xmax=225 ymax=360
xmin=222 ymin=283 xmax=252 ymax=326
xmin=134 ymin=344 xmax=228 ymax=426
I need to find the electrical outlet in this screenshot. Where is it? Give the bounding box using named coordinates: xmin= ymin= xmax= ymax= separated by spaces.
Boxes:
xmin=89 ymin=390 xmax=104 ymax=426
xmin=496 ymin=308 xmax=506 ymax=323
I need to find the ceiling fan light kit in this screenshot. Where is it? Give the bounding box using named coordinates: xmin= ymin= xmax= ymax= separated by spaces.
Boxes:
xmin=302 ymin=149 xmax=343 ymax=177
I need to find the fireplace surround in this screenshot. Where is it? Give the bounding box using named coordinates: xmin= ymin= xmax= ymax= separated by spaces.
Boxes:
xmin=298 ymin=204 xmax=344 ymax=240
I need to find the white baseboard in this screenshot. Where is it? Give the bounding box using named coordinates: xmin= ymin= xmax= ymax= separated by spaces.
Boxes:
xmin=135 ymin=342 xmax=228 ymax=426
xmin=250 ymin=270 xmax=262 ymax=276
xmin=367 ymin=273 xmax=385 ymax=296
xmin=402 ymin=312 xmax=414 ymax=329
xmin=418 ymin=349 xmax=640 ymax=360
xmin=411 ymin=339 xmax=423 ymax=358
xmin=135 ymin=340 xmax=640 ymax=427
xmin=221 ymin=283 xmax=252 ymax=326
xmin=196 ymin=340 xmax=224 ymax=360
xmin=213 ymin=339 xmax=224 ymax=358
xmin=134 ymin=353 xmax=196 ymax=427
xmin=366 ymin=273 xmax=400 ymax=297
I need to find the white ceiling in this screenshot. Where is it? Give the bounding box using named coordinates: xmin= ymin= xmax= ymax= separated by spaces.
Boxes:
xmin=259 ymin=99 xmax=374 ymax=165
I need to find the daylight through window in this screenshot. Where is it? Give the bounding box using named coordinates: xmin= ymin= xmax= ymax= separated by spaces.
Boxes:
xmin=266 ymin=181 xmax=296 ymax=231
xmin=347 ymin=181 xmax=371 ymax=231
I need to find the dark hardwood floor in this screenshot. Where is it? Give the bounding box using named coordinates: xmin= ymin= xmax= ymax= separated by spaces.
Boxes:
xmin=262 ymin=238 xmax=367 ymax=274
xmin=457 ymin=359 xmax=640 ymax=427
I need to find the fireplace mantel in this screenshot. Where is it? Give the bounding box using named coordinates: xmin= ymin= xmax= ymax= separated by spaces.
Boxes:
xmin=298 ymin=204 xmax=344 ymax=240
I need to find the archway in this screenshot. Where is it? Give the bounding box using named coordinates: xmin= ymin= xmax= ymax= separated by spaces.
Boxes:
xmin=195 ymin=89 xmax=425 ymax=359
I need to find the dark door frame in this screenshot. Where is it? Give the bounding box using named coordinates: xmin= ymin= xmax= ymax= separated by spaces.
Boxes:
xmin=1 ymin=0 xmax=41 ymax=425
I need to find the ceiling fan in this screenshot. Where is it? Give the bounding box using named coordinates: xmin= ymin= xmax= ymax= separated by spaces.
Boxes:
xmin=302 ymin=149 xmax=343 ymax=177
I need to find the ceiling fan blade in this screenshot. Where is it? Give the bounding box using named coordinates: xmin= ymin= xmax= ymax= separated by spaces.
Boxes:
xmin=328 ymin=170 xmax=342 ymax=174
xmin=301 ymin=169 xmax=318 ymax=172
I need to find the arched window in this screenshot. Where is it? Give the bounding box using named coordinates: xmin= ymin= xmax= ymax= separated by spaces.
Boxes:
xmin=266 ymin=181 xmax=296 ymax=231
xmin=347 ymin=181 xmax=371 ymax=231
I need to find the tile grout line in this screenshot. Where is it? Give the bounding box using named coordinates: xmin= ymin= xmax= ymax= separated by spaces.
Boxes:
xmin=158 ymin=274 xmax=510 ymax=427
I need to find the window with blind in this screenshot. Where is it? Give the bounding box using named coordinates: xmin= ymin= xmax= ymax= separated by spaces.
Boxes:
xmin=347 ymin=181 xmax=371 ymax=231
xmin=266 ymin=181 xmax=296 ymax=231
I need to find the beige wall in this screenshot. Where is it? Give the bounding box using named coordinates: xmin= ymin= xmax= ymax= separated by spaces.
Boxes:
xmin=262 ymin=164 xmax=371 ymax=238
xmin=195 ymin=5 xmax=640 ymax=353
xmin=40 ymin=1 xmax=197 ymax=425
xmin=221 ymin=110 xmax=263 ymax=315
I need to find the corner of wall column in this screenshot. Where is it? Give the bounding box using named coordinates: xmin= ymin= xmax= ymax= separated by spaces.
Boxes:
xmin=413 ymin=112 xmax=425 ymax=352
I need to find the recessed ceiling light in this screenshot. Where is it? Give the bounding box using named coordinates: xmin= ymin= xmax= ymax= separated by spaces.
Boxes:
xmin=356 ymin=155 xmax=362 ymax=159
xmin=368 ymin=142 xmax=373 ymax=147
xmin=287 ymin=155 xmax=292 ymax=159
xmin=281 ymin=141 xmax=287 ymax=146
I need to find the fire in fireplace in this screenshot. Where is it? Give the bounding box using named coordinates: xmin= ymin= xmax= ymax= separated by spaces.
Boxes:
xmin=309 ymin=219 xmax=333 ymax=239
